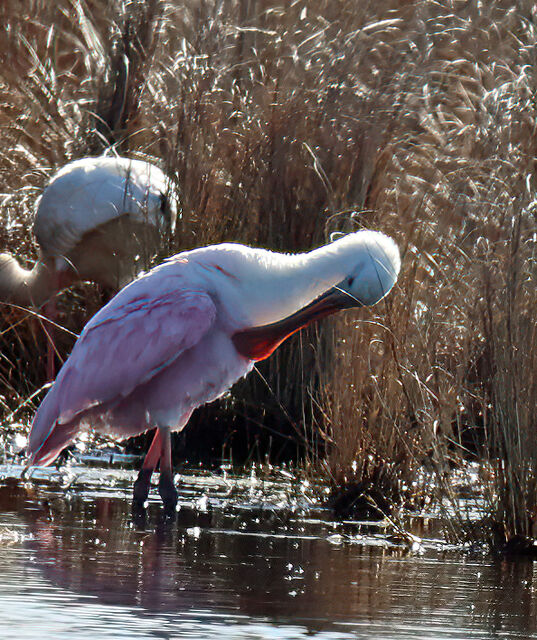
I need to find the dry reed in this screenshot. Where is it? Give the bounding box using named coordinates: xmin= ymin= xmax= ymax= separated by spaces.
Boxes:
xmin=1 ymin=0 xmax=537 ymax=546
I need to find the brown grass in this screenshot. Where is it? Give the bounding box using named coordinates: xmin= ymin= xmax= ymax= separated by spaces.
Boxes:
xmin=1 ymin=0 xmax=537 ymax=546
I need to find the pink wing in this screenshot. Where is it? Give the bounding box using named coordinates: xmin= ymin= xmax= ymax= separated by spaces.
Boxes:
xmin=28 ymin=273 xmax=216 ymax=465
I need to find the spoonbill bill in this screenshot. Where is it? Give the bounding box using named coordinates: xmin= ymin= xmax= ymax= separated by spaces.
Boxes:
xmin=0 ymin=156 xmax=174 ymax=376
xmin=27 ymin=230 xmax=400 ymax=510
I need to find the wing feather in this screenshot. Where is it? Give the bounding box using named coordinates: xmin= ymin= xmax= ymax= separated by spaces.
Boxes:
xmin=28 ymin=272 xmax=216 ymax=463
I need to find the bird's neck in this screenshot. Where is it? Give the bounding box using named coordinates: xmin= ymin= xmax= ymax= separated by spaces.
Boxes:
xmin=242 ymin=243 xmax=351 ymax=327
xmin=0 ymin=254 xmax=61 ymax=307
xmin=230 ymin=242 xmax=361 ymax=361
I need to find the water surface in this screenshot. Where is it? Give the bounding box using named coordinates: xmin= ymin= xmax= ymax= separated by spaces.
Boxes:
xmin=0 ymin=464 xmax=536 ymax=639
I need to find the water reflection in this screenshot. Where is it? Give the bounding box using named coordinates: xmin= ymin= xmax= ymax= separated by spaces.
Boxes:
xmin=0 ymin=470 xmax=537 ymax=639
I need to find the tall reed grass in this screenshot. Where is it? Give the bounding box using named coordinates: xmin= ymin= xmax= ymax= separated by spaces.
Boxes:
xmin=1 ymin=0 xmax=537 ymax=546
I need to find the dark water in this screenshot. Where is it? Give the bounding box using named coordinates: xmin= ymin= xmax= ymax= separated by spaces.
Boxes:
xmin=0 ymin=463 xmax=537 ymax=639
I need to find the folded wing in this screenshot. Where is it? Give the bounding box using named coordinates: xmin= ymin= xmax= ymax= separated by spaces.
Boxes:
xmin=28 ymin=273 xmax=216 ymax=465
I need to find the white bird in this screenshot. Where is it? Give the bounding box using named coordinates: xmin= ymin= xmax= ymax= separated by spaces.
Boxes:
xmin=27 ymin=230 xmax=400 ymax=511
xmin=0 ymin=156 xmax=174 ymax=376
xmin=0 ymin=156 xmax=174 ymax=305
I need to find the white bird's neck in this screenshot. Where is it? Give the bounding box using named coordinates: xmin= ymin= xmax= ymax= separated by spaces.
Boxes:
xmin=0 ymin=254 xmax=59 ymax=307
xmin=227 ymin=231 xmax=400 ymax=361
xmin=185 ymin=242 xmax=347 ymax=328
xmin=255 ymin=248 xmax=351 ymax=323
xmin=229 ymin=236 xmax=378 ymax=326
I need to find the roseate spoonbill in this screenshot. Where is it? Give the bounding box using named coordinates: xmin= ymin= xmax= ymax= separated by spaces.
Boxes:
xmin=27 ymin=230 xmax=400 ymax=510
xmin=0 ymin=156 xmax=174 ymax=376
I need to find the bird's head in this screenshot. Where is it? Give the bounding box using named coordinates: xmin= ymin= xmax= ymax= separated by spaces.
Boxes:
xmin=326 ymin=231 xmax=401 ymax=309
xmin=232 ymin=230 xmax=400 ymax=361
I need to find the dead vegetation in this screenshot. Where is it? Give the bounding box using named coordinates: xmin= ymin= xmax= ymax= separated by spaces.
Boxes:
xmin=1 ymin=0 xmax=537 ymax=547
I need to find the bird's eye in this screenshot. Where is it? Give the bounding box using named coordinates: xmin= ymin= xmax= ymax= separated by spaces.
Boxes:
xmin=347 ymin=276 xmax=355 ymax=286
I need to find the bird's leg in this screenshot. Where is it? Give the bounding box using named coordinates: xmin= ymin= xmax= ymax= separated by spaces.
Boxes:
xmin=132 ymin=429 xmax=162 ymax=507
xmin=44 ymin=294 xmax=57 ymax=382
xmin=158 ymin=427 xmax=177 ymax=513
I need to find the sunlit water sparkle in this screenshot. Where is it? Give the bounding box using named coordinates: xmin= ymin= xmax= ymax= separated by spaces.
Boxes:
xmin=0 ymin=463 xmax=536 ymax=639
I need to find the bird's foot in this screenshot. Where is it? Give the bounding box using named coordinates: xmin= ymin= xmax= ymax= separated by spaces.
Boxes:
xmin=132 ymin=468 xmax=152 ymax=507
xmin=131 ymin=503 xmax=148 ymax=530
xmin=158 ymin=473 xmax=178 ymax=515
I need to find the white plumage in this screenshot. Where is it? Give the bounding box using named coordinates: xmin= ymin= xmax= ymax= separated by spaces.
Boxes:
xmin=34 ymin=157 xmax=172 ymax=270
xmin=0 ymin=155 xmax=174 ymax=305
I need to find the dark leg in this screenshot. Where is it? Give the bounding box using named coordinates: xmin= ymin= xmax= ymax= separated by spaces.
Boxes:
xmin=42 ymin=270 xmax=62 ymax=381
xmin=44 ymin=296 xmax=57 ymax=382
xmin=132 ymin=429 xmax=162 ymax=507
xmin=158 ymin=427 xmax=177 ymax=513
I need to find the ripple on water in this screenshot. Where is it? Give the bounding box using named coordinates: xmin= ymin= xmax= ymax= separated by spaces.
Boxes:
xmin=0 ymin=464 xmax=535 ymax=639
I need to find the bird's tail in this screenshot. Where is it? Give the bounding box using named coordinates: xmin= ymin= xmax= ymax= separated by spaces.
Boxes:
xmin=27 ymin=384 xmax=79 ymax=466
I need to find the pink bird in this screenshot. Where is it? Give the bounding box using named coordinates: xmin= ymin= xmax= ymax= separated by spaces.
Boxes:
xmin=27 ymin=230 xmax=400 ymax=511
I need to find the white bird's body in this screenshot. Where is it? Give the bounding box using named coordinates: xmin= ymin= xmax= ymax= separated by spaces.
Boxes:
xmin=28 ymin=230 xmax=400 ymax=509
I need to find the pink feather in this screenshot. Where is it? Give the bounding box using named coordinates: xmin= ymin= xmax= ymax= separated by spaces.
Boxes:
xmin=29 ymin=266 xmax=217 ymax=465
